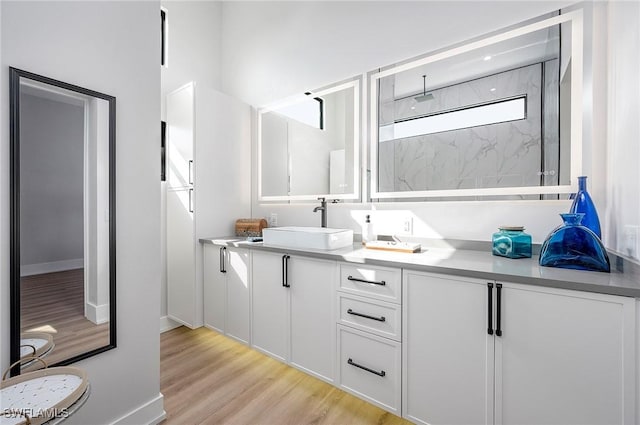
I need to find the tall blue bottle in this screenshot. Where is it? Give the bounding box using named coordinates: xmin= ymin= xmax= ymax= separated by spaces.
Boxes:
xmin=570 ymin=176 xmax=601 ymax=239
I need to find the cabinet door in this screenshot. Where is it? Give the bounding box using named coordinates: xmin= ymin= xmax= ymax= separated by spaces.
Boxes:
xmin=203 ymin=244 xmax=226 ymax=333
xmin=251 ymin=251 xmax=289 ymax=362
xmin=289 ymin=256 xmax=337 ymax=384
xmin=225 ymin=248 xmax=250 ymax=344
xmin=403 ymin=271 xmax=493 ymax=425
xmin=166 ymin=82 xmax=194 ymax=189
xmin=166 ymin=188 xmax=198 ymax=327
xmin=496 ymin=283 xmax=635 ymax=425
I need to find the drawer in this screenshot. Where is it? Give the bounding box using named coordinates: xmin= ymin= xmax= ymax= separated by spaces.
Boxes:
xmin=338 ymin=294 xmax=401 ymax=341
xmin=337 ymin=325 xmax=401 ymax=414
xmin=339 ymin=263 xmax=401 ymax=303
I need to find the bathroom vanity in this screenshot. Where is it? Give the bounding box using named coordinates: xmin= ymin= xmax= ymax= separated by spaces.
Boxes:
xmin=200 ymin=237 xmax=640 ymax=425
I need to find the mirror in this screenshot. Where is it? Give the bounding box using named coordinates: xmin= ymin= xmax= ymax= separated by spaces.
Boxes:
xmin=370 ymin=11 xmax=583 ymax=200
xmin=10 ymin=68 xmax=116 ymax=374
xmin=258 ymin=79 xmax=360 ymax=201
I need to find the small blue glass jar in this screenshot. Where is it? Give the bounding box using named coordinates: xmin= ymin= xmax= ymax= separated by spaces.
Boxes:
xmin=492 ymin=226 xmax=532 ymax=259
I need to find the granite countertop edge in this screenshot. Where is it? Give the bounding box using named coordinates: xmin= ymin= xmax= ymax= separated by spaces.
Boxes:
xmin=200 ymin=237 xmax=640 ymax=298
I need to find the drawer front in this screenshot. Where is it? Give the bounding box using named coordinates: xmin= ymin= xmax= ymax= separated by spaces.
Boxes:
xmin=337 ymin=325 xmax=401 ymax=414
xmin=338 ymin=294 xmax=401 ymax=341
xmin=339 ymin=263 xmax=401 ymax=303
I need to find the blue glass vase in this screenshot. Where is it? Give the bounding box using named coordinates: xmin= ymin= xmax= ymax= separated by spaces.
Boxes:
xmin=570 ymin=176 xmax=601 ymax=238
xmin=539 ymin=213 xmax=610 ymax=273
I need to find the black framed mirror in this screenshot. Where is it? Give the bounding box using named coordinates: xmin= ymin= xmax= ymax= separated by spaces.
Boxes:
xmin=10 ymin=68 xmax=116 ymax=375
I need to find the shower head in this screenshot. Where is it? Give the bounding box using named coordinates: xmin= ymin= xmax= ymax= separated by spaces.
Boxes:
xmin=414 ymin=92 xmax=435 ymax=102
xmin=414 ymin=74 xmax=434 ymax=102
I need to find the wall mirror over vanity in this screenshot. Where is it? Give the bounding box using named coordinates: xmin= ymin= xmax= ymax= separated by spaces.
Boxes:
xmin=9 ymin=68 xmax=116 ymax=376
xmin=258 ymin=78 xmax=361 ymax=201
xmin=371 ymin=11 xmax=583 ymax=201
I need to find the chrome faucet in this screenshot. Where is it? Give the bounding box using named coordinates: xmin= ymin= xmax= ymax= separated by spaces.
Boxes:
xmin=313 ymin=197 xmax=327 ymax=228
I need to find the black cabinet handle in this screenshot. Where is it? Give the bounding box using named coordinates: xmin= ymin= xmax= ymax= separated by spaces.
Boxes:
xmin=347 ymin=309 xmax=386 ymax=322
xmin=347 ymin=275 xmax=386 ymax=286
xmin=282 ymin=255 xmax=290 ymax=287
xmin=219 ymin=247 xmax=226 ymax=273
xmin=487 ymin=282 xmax=493 ymax=335
xmin=348 ymin=358 xmax=386 ymax=377
xmin=188 ymin=188 xmax=194 ymax=213
xmin=496 ymin=283 xmax=503 ymax=337
xmin=188 ymin=159 xmax=194 ymax=185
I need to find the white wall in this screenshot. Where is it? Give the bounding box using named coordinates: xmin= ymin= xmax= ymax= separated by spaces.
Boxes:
xmin=221 ymin=1 xmax=574 ymax=107
xmin=160 ymin=0 xmax=222 ymax=322
xmin=20 ymin=94 xmax=84 ymax=268
xmin=605 ymin=0 xmax=640 ymax=260
xmin=224 ymin=1 xmax=583 ymax=244
xmin=239 ymin=0 xmax=640 ymax=260
xmin=1 ymin=2 xmax=165 ymax=424
xmin=161 ymin=0 xmax=222 ymax=119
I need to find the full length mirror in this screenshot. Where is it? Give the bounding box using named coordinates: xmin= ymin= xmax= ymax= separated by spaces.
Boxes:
xmin=10 ymin=68 xmax=116 ymax=374
xmin=371 ymin=11 xmax=582 ymax=199
xmin=258 ymin=79 xmax=360 ymax=201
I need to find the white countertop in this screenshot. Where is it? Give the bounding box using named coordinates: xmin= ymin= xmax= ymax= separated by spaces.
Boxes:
xmin=200 ymin=237 xmax=640 ymax=298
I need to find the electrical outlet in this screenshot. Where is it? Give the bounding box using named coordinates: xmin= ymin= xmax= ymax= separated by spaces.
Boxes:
xmin=623 ymin=225 xmax=639 ymax=258
xmin=403 ymin=217 xmax=413 ymax=234
xmin=269 ymin=213 xmax=278 ymax=227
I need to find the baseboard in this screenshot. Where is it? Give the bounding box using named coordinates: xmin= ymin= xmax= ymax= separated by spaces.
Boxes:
xmin=109 ymin=393 xmax=165 ymax=425
xmin=160 ymin=316 xmax=181 ymax=333
xmin=21 ymin=258 xmax=84 ymax=276
xmin=86 ymin=301 xmax=110 ymax=325
xmin=204 ymin=323 xmax=224 ymax=334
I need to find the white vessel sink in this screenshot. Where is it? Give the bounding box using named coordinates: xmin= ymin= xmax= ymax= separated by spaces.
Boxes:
xmin=262 ymin=226 xmax=354 ymax=250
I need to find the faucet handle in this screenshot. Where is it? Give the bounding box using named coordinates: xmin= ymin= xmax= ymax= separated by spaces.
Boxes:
xmin=317 ymin=197 xmax=326 ymax=201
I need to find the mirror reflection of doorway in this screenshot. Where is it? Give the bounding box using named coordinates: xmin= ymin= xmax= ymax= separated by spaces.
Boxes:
xmin=18 ymin=81 xmax=110 ymax=367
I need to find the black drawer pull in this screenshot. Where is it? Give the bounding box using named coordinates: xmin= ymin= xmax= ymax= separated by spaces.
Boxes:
xmin=487 ymin=282 xmax=493 ymax=335
xmin=347 ymin=275 xmax=386 ymax=286
xmin=219 ymin=247 xmax=226 ymax=273
xmin=282 ymin=255 xmax=290 ymax=288
xmin=347 ymin=358 xmax=386 ymax=377
xmin=496 ymin=283 xmax=503 ymax=337
xmin=347 ymin=309 xmax=386 ymax=322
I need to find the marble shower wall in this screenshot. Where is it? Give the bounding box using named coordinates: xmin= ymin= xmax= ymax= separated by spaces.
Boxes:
xmin=378 ymin=62 xmax=560 ymax=194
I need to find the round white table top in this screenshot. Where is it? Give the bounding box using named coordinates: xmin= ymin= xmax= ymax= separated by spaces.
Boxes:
xmin=1 ymin=367 xmax=88 ymax=425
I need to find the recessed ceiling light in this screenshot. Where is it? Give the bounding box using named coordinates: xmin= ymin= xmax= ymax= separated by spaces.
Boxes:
xmin=484 ymin=55 xmax=492 ymax=61
xmin=490 ymin=88 xmax=496 ymax=92
xmin=411 ymin=106 xmax=416 ymax=110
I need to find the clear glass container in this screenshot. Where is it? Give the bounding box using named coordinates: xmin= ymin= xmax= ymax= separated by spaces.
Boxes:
xmin=492 ymin=226 xmax=532 ymax=259
xmin=539 ymin=213 xmax=610 ymax=273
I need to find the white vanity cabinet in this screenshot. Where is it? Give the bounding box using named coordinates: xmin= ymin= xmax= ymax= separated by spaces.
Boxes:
xmin=251 ymin=250 xmax=336 ymax=383
xmin=336 ymin=263 xmax=402 ymax=414
xmin=203 ymin=244 xmax=251 ymax=344
xmin=403 ymin=270 xmax=637 ymax=425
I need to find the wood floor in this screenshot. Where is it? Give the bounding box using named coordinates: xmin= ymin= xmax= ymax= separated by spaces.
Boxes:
xmin=161 ymin=327 xmax=413 ymax=425
xmin=21 ymin=269 xmax=110 ymax=366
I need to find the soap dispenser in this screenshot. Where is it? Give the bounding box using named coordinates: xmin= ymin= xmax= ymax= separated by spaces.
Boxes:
xmin=362 ymin=215 xmax=375 ymax=245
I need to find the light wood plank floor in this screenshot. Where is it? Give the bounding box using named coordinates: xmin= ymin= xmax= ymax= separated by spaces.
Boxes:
xmin=161 ymin=327 xmax=413 ymax=425
xmin=21 ymin=269 xmax=110 ymax=366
